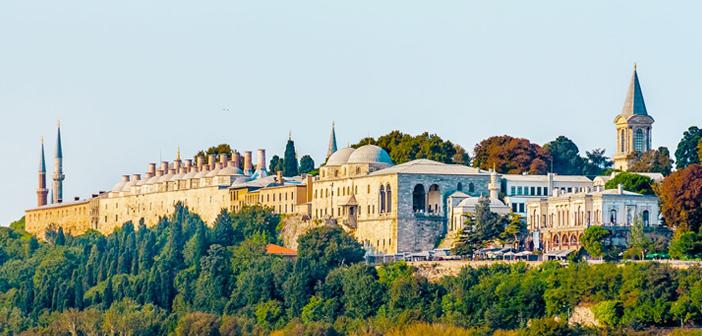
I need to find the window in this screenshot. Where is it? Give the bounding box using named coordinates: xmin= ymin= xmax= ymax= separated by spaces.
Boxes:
xmin=643 ymin=210 xmax=650 ymax=226
xmin=457 ymin=182 xmax=463 ymax=191
xmin=610 ymin=209 xmax=617 ymax=225
xmin=620 ymin=129 xmax=626 ymax=152
xmin=634 ymin=128 xmax=645 ymax=152
xmin=510 ymin=186 xmax=516 ymax=195
xmin=517 ymin=187 xmax=523 ymax=195
xmin=412 ymin=185 xmax=426 ymax=212
xmin=518 ymin=203 xmax=525 ymax=213
xmin=386 ymin=184 xmax=392 ymax=213
xmin=379 ymin=186 xmax=386 ymax=213
xmin=468 ymin=182 xmax=475 ymax=193
xmin=512 ymin=203 xmax=518 ymax=212
xmin=536 ymin=187 xmax=542 ymax=196
xmin=530 ymin=187 xmax=536 ymax=196
xmin=543 ymin=187 xmax=548 ymax=196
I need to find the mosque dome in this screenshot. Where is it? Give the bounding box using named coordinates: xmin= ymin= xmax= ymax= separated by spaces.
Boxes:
xmin=347 ymin=145 xmax=393 ymax=165
xmin=325 ymin=147 xmax=355 ymax=166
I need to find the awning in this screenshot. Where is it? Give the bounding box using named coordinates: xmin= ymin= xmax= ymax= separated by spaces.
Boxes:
xmin=544 ymin=249 xmax=575 ymax=258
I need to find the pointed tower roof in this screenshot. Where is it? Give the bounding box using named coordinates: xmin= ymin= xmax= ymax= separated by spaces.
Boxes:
xmin=327 ymin=122 xmax=337 ymax=159
xmin=39 ymin=137 xmax=46 ymax=172
xmin=55 ymin=121 xmax=63 ymax=158
xmin=621 ymin=64 xmax=648 ymax=116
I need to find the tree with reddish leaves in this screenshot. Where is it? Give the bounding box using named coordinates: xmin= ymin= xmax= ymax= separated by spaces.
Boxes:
xmin=656 ymin=164 xmax=702 ymax=232
xmin=472 ymin=135 xmax=551 ymax=174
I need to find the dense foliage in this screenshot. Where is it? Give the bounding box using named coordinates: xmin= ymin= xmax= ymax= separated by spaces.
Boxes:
xmin=472 ymin=135 xmax=550 ymax=174
xmin=604 ymin=172 xmax=655 ymax=195
xmin=543 ymin=136 xmax=612 ymax=176
xmin=352 ymin=131 xmax=464 ymax=165
xmin=656 ymin=165 xmax=702 ymax=233
xmin=283 ymin=139 xmax=299 ymax=177
xmin=675 ymin=126 xmax=702 ymax=169
xmin=628 ymin=146 xmax=674 ymax=176
xmin=4 ymin=205 xmax=702 ymax=335
xmin=194 ymin=144 xmax=233 ymax=162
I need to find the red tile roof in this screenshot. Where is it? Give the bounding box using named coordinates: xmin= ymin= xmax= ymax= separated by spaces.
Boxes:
xmin=266 ymin=244 xmax=297 ymax=256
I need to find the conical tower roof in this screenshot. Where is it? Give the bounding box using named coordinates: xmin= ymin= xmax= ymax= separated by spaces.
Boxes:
xmin=621 ymin=64 xmax=648 ymax=116
xmin=55 ymin=121 xmax=63 ymax=158
xmin=327 ymin=122 xmax=337 ymax=159
xmin=39 ymin=138 xmax=46 ymax=172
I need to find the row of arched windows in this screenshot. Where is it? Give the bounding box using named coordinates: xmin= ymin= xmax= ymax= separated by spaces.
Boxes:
xmin=379 ymin=184 xmax=392 ymax=213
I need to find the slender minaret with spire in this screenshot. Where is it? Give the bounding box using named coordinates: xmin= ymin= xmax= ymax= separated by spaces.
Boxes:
xmin=326 ymin=122 xmax=337 ymax=160
xmin=53 ymin=121 xmax=65 ymax=203
xmin=488 ymin=165 xmax=500 ymax=200
xmin=36 ymin=137 xmax=48 ymax=207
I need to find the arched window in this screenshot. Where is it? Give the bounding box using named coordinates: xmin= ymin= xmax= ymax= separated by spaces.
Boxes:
xmin=386 ymin=184 xmax=392 ymax=213
xmin=570 ymin=235 xmax=577 ymax=245
xmin=610 ymin=209 xmax=617 ymax=225
xmin=634 ymin=129 xmax=645 ymax=152
xmin=554 ymin=235 xmax=560 ymax=245
xmin=620 ymin=129 xmax=626 ymax=152
xmin=427 ymin=184 xmax=441 ymax=214
xmin=468 ymin=182 xmax=475 ymax=193
xmin=457 ymin=182 xmax=463 ymax=191
xmin=412 ymin=185 xmax=426 ymax=213
xmin=379 ymin=186 xmax=386 ymax=213
xmin=643 ymin=210 xmax=650 ymax=226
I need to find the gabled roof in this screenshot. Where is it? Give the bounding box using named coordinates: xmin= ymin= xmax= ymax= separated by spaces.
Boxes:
xmin=620 ymin=64 xmax=648 ymax=116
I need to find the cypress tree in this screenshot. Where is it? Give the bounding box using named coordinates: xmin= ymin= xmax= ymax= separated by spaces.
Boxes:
xmin=283 ymin=138 xmax=299 ymax=177
xmin=55 ymin=227 xmax=65 ymax=246
xmin=103 ymin=277 xmax=113 ymax=309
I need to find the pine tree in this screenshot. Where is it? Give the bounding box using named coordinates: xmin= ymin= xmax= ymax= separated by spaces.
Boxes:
xmin=283 ymin=138 xmax=299 ymax=177
xmin=212 ymin=209 xmax=234 ymax=246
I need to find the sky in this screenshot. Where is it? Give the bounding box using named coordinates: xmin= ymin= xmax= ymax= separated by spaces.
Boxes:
xmin=0 ymin=1 xmax=700 ymax=225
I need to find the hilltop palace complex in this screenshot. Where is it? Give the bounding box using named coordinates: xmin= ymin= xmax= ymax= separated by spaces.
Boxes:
xmin=26 ymin=66 xmax=661 ymax=256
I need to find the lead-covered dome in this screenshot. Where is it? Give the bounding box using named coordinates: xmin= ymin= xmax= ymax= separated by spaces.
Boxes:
xmin=347 ymin=145 xmax=393 ymax=165
xmin=325 ymin=147 xmax=355 ymax=166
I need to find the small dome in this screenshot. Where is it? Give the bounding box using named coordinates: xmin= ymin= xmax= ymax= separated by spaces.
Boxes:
xmin=347 ymin=145 xmax=393 ymax=165
xmin=325 ymin=147 xmax=356 ymax=166
xmin=182 ymin=170 xmax=198 ymax=180
xmin=194 ymin=170 xmax=208 ymax=179
xmin=218 ymin=166 xmax=244 ymax=176
xmin=144 ymin=175 xmax=160 ymax=185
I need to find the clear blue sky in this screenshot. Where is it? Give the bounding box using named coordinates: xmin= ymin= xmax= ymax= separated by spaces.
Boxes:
xmin=1 ymin=1 xmax=700 ymax=225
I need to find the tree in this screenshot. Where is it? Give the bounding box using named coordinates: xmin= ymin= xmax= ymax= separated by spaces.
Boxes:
xmin=283 ymin=139 xmax=298 ymax=177
xmin=211 ymin=209 xmax=234 ymax=246
xmin=669 ymin=232 xmax=701 ymax=260
xmin=604 ymin=172 xmax=655 ymax=195
xmin=502 ymin=213 xmax=526 ymax=249
xmin=175 ymin=312 xmax=220 ymax=336
xmin=581 ymin=226 xmax=610 ymax=259
xmin=269 ymin=155 xmax=284 ymax=173
xmin=675 ymin=126 xmax=702 ymax=169
xmin=627 ymin=216 xmax=650 ymax=260
xmin=698 ymin=139 xmax=702 ymax=167
xmin=543 ymin=136 xmax=584 ymax=175
xmin=299 ymin=155 xmax=315 ymax=174
xmin=582 ymin=148 xmax=613 ymax=176
xmin=473 ymin=135 xmax=551 ymax=174
xmin=656 ymin=165 xmax=702 ymax=232
xmin=55 ymin=227 xmax=66 ymax=246
xmin=195 ymin=144 xmax=232 ymax=162
xmin=454 ymin=197 xmax=506 ymax=255
xmin=452 ymin=144 xmax=471 ymax=165
xmin=628 ymin=147 xmax=674 ymax=176
xmin=351 ymin=130 xmax=459 ymax=164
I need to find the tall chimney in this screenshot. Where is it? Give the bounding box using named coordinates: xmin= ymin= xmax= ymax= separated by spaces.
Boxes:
xmin=196 ymin=156 xmax=204 ymax=171
xmin=132 ymin=174 xmax=141 ymax=181
xmin=148 ymin=163 xmax=157 ymax=175
xmin=169 ymin=168 xmax=177 ymax=175
xmin=160 ymin=161 xmax=169 ymax=173
xmin=156 ymin=169 xmax=164 ymax=177
xmin=219 ymin=153 xmax=229 ymax=166
xmin=257 ymin=149 xmax=267 ymax=172
xmin=232 ymin=151 xmax=241 ymax=168
xmin=244 ymin=151 xmax=253 ymax=174
xmin=277 ymin=170 xmax=283 ymax=184
xmin=208 ymin=154 xmax=216 ymax=170
xmin=121 ymin=175 xmax=130 ymax=182
xmin=185 ymin=159 xmax=192 ymax=171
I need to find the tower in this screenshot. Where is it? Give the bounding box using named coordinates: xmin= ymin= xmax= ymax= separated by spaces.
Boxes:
xmin=36 ymin=138 xmax=48 ymax=207
xmin=326 ymin=122 xmax=337 ymax=160
xmin=53 ymin=121 xmax=65 ymax=203
xmin=488 ymin=167 xmax=500 ymax=200
xmin=613 ymin=64 xmax=654 ymax=171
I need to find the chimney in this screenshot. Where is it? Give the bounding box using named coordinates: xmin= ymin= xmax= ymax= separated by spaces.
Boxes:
xmin=277 ymin=170 xmax=283 ymax=184
xmin=160 ymin=161 xmax=169 ymax=173
xmin=196 ymin=156 xmax=204 ymax=171
xmin=208 ymin=154 xmax=216 ymax=170
xmin=169 ymin=168 xmax=177 ymax=175
xmin=156 ymin=169 xmax=164 ymax=177
xmin=148 ymin=163 xmax=156 ymax=175
xmin=617 ymin=183 xmax=623 ymax=195
xmin=219 ymin=153 xmax=229 ymax=166
xmin=74 ymin=196 xmax=79 ymax=201
xmin=257 ymin=149 xmax=267 ymax=171
xmin=185 ymin=159 xmax=192 ymax=170
xmin=174 ymin=159 xmax=181 ymax=171
xmin=132 ymin=174 xmax=141 ymax=181
xmin=306 ymin=175 xmax=314 ymax=201
xmin=121 ymin=175 xmax=130 ymax=182
xmin=244 ymin=151 xmax=253 ymax=174
xmin=232 ymin=151 xmax=241 ymax=168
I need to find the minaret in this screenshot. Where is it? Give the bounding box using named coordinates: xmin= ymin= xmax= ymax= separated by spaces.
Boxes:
xmin=53 ymin=121 xmax=65 ymax=203
xmin=326 ymin=122 xmax=337 ymax=160
xmin=613 ymin=64 xmax=655 ymax=171
xmin=36 ymin=138 xmax=48 ymax=207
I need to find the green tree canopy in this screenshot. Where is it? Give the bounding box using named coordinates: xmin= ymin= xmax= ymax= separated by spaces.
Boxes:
xmin=581 ymin=226 xmax=610 ymax=259
xmin=543 ymin=136 xmax=583 ymax=175
xmin=604 ymin=172 xmax=655 ymax=195
xmin=351 ymin=130 xmax=461 ymax=165
xmin=628 ymin=146 xmax=674 ymax=176
xmin=675 ymin=126 xmax=702 ymax=169
xmin=473 ymin=135 xmax=551 ymax=174
xmin=195 ymin=144 xmax=232 ymax=161
xmin=299 ymin=155 xmax=315 ymax=174
xmin=283 ymin=139 xmax=299 ymax=177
